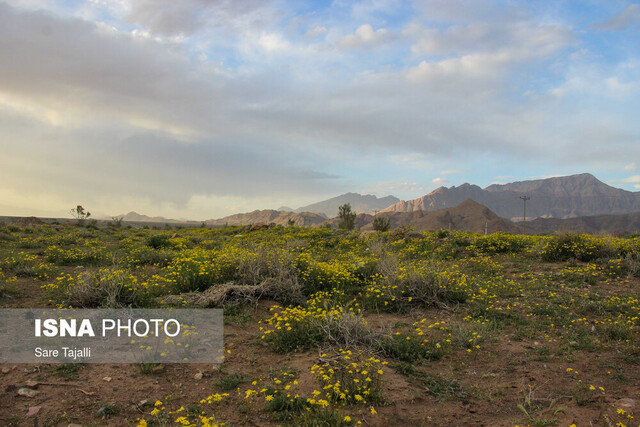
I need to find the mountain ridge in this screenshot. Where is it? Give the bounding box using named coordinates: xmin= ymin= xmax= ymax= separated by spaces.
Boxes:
xmin=294 ymin=193 xmax=400 ymax=217
xmin=381 ymin=173 xmax=640 ymax=220
xmin=205 ymin=210 xmax=327 ymax=227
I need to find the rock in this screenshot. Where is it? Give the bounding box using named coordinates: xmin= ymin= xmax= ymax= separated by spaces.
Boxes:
xmin=249 ymin=222 xmax=267 ymax=231
xmin=25 ymin=380 xmax=39 ymax=387
xmin=17 ymin=387 xmax=39 ymax=398
xmin=1 ymin=367 xmax=10 ymax=374
xmin=194 ymin=372 xmax=203 ymax=380
xmin=615 ymin=398 xmax=637 ymax=412
xmin=26 ymin=406 xmax=41 ymax=417
xmin=102 ymin=376 xmax=112 ymax=382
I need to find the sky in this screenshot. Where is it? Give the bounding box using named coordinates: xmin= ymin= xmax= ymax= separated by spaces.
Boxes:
xmin=1 ymin=0 xmax=639 ymax=220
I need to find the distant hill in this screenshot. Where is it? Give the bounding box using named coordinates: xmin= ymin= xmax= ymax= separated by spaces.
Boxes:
xmin=358 ymin=199 xmax=520 ymax=233
xmin=295 ymin=193 xmax=399 ymax=217
xmin=117 ymin=211 xmax=182 ymax=223
xmin=528 ymin=211 xmax=640 ymax=235
xmin=315 ymin=213 xmax=376 ymax=230
xmin=206 ymin=210 xmax=327 ymax=227
xmin=317 ymin=199 xmax=518 ymax=233
xmin=381 ymin=173 xmax=640 ymax=220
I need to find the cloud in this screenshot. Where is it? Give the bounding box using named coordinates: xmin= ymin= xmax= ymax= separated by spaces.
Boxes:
xmin=126 ymin=0 xmax=276 ymax=36
xmin=303 ymin=25 xmax=327 ymax=39
xmin=431 ymin=177 xmax=449 ymax=185
xmin=367 ymin=181 xmax=428 ymax=196
xmin=408 ymin=21 xmax=573 ymax=57
xmin=405 ymin=21 xmax=574 ymax=83
xmin=441 ymin=169 xmax=467 ymax=175
xmin=388 ymin=152 xmax=432 ymax=168
xmin=0 ymin=3 xmax=231 ymax=139
xmin=338 ymin=24 xmax=395 ymax=49
xmin=621 ymin=175 xmax=640 ymax=184
xmin=258 ymin=32 xmax=291 ymax=52
xmin=591 ymin=4 xmax=640 ymax=31
xmin=1 ymin=1 xmax=639 ymax=219
xmin=0 ymin=126 xmax=338 ymax=219
xmin=624 ymin=162 xmax=638 ymax=173
xmin=606 ymin=76 xmax=640 ymax=97
xmin=411 ymin=0 xmax=516 ymax=24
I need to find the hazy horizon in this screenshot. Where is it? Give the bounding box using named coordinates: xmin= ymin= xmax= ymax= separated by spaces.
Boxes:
xmin=1 ymin=1 xmax=639 ymax=220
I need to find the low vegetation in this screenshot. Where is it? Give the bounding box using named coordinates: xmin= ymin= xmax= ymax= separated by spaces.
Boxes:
xmin=1 ymin=221 xmax=639 ymax=426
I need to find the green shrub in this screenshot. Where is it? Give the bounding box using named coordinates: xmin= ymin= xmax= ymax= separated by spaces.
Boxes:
xmin=382 ymin=333 xmax=445 ymax=362
xmin=373 ymin=216 xmax=391 ymax=232
xmin=540 ymin=233 xmax=617 ymax=262
xmin=146 ymin=234 xmax=172 ymax=249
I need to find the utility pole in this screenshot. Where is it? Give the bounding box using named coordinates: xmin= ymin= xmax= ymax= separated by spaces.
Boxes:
xmin=520 ymin=195 xmax=530 ymax=234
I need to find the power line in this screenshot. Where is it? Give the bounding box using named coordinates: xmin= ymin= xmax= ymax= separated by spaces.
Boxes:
xmin=520 ymin=195 xmax=530 ymax=234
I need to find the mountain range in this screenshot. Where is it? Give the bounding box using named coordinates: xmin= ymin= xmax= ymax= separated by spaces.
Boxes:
xmin=292 ymin=193 xmax=400 ymax=217
xmin=321 ymin=199 xmax=520 ymax=233
xmin=115 ymin=211 xmax=184 ymax=223
xmin=99 ymin=174 xmax=640 ymax=234
xmin=381 ymin=173 xmax=640 ymax=221
xmin=205 ymin=210 xmax=327 ymax=227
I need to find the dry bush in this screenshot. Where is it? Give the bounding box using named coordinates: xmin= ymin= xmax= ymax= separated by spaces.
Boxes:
xmin=160 ymin=269 xmax=305 ymax=308
xmin=376 ymin=257 xmax=466 ymax=308
xmin=65 ymin=268 xmax=138 ymax=308
xmin=366 ymin=238 xmax=387 ymax=258
xmin=311 ymin=307 xmax=374 ymax=349
xmin=235 ymin=247 xmax=294 ymax=286
xmin=622 ymin=251 xmax=640 ymax=278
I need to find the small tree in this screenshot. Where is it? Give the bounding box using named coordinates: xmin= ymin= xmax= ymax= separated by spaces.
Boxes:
xmin=373 ymin=215 xmax=391 ymax=232
xmin=70 ymin=205 xmax=91 ymax=225
xmin=110 ymin=216 xmax=123 ymax=228
xmin=338 ymin=203 xmax=356 ymax=230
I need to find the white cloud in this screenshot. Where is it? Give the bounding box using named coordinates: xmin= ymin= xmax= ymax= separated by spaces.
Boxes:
xmin=303 ymin=25 xmax=327 ymax=39
xmin=550 ymin=87 xmax=567 ymax=97
xmin=388 ymin=153 xmax=431 ymax=169
xmin=606 ymin=77 xmax=639 ymax=97
xmin=409 ymin=21 xmax=573 ymax=57
xmin=338 ymin=24 xmax=395 ymax=49
xmin=624 ymin=162 xmax=638 ymax=173
xmin=405 ymin=21 xmax=574 ymax=82
xmin=258 ymin=32 xmax=290 ymax=52
xmin=431 ymin=177 xmax=449 ymax=185
xmin=405 ymin=52 xmax=510 ymax=82
xmin=621 ymin=175 xmax=640 ymax=184
xmin=368 ymin=181 xmax=428 ymax=195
